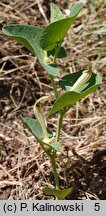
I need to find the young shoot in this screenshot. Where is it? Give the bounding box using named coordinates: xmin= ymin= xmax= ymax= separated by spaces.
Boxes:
xmin=2 ymin=2 xmax=102 ymax=200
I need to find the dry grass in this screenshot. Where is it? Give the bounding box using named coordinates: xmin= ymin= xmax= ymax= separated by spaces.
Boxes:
xmin=0 ymin=0 xmax=106 ymax=199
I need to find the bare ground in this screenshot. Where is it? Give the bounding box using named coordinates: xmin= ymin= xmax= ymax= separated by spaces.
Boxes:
xmin=0 ymin=0 xmax=106 ymax=199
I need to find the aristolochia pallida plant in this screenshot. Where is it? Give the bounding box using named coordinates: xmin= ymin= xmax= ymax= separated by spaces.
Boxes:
xmin=3 ymin=3 xmax=102 ymax=200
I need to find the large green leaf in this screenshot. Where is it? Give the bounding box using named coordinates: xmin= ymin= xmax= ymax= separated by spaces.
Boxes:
xmin=40 ymin=3 xmax=83 ymax=51
xmin=50 ymin=3 xmax=64 ymax=23
xmin=49 ymin=71 xmax=102 ymax=115
xmin=43 ymin=186 xmax=73 ymax=200
xmin=20 ymin=116 xmax=61 ymax=151
xmin=2 ymin=24 xmax=59 ymax=76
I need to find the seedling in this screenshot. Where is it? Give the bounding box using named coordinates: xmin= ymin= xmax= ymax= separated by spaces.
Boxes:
xmin=2 ymin=3 xmax=102 ymax=199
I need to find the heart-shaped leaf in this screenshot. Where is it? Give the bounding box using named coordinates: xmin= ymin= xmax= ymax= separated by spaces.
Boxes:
xmin=2 ymin=24 xmax=59 ymax=76
xmin=20 ymin=116 xmax=61 ymax=151
xmin=50 ymin=3 xmax=64 ymax=23
xmin=40 ymin=3 xmax=83 ymax=51
xmin=49 ymin=71 xmax=102 ymax=115
xmin=43 ymin=186 xmax=73 ymax=200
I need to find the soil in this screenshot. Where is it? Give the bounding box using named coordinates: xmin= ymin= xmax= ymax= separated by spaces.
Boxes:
xmin=0 ymin=0 xmax=106 ymax=200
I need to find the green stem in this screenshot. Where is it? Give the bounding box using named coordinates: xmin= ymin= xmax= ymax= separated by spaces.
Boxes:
xmin=49 ymin=42 xmax=62 ymax=99
xmin=48 ymin=41 xmax=63 ymax=194
xmin=50 ymin=153 xmax=59 ymax=190
xmin=49 ymin=75 xmax=58 ymax=99
xmin=53 ymin=42 xmax=62 ymax=64
xmin=56 ymin=111 xmax=64 ymax=142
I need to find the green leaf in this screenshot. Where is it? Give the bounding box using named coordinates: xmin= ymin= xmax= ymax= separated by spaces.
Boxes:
xmin=2 ymin=24 xmax=59 ymax=76
xmin=43 ymin=186 xmax=73 ymax=200
xmin=49 ymin=71 xmax=102 ymax=115
xmin=59 ymin=70 xmax=102 ymax=93
xmin=40 ymin=3 xmax=83 ymax=51
xmin=48 ymin=46 xmax=66 ymax=59
xmin=21 ymin=115 xmax=46 ymax=141
xmin=59 ymin=70 xmax=82 ymax=91
xmin=20 ymin=116 xmax=61 ymax=151
xmin=50 ymin=142 xmax=61 ymax=152
xmin=50 ymin=3 xmax=64 ymax=23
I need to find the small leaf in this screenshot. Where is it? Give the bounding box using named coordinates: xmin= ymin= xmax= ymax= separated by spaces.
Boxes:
xmin=48 ymin=46 xmax=66 ymax=59
xmin=21 ymin=116 xmax=46 ymax=140
xmin=50 ymin=3 xmax=64 ymax=23
xmin=33 ymin=96 xmax=51 ymax=143
xmin=50 ymin=142 xmax=61 ymax=152
xmin=2 ymin=24 xmax=59 ymax=76
xmin=40 ymin=3 xmax=83 ymax=51
xmin=50 ymin=72 xmax=102 ymax=115
xmin=20 ymin=116 xmax=61 ymax=151
xmin=69 ymin=2 xmax=83 ymax=17
xmin=43 ymin=186 xmax=73 ymax=200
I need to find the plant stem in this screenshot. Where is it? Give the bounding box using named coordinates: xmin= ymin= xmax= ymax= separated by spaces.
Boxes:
xmin=49 ymin=42 xmax=62 ymax=99
xmin=56 ymin=111 xmax=64 ymax=142
xmin=56 ymin=107 xmax=70 ymax=142
xmin=53 ymin=42 xmax=61 ymax=64
xmin=49 ymin=75 xmax=58 ymax=99
xmin=50 ymin=153 xmax=59 ymax=190
xmin=48 ymin=41 xmax=63 ymax=193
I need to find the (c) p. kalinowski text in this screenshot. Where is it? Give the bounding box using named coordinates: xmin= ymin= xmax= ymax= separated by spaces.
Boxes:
xmin=32 ymin=202 xmax=84 ymax=212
